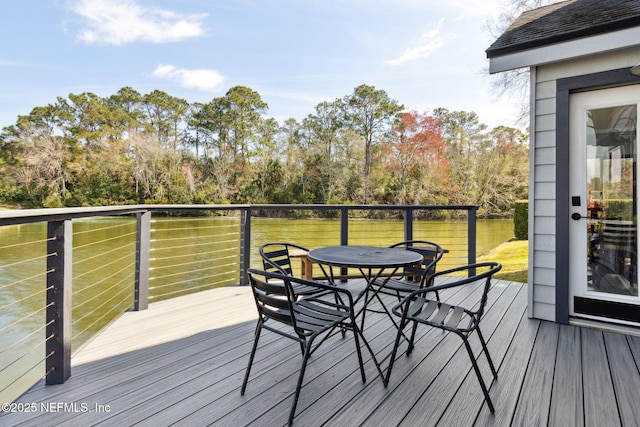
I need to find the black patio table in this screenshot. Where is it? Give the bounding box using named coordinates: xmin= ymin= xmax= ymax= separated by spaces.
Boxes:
xmin=306 ymin=245 xmax=423 ymax=380
xmin=307 ymin=245 xmax=424 ymax=317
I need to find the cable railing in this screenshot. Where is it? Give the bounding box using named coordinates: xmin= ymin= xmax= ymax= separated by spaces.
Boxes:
xmin=71 ymin=218 xmax=137 ymax=350
xmin=0 ymin=230 xmax=50 ymax=405
xmin=0 ymin=203 xmax=479 ymax=405
xmin=149 ymin=216 xmax=241 ymax=301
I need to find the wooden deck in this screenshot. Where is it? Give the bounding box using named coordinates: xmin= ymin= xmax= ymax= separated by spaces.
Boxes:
xmin=3 ymin=278 xmax=640 ymax=426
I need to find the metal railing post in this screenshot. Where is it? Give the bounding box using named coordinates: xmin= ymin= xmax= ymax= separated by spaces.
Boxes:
xmin=46 ymin=220 xmax=72 ymax=385
xmin=468 ymin=207 xmax=477 ymax=275
xmin=239 ymin=208 xmax=251 ymax=286
xmin=404 ymin=207 xmax=414 ymax=242
xmin=340 ymin=207 xmax=349 ymax=246
xmin=134 ymin=211 xmax=150 ymax=311
xmin=340 ymin=207 xmax=349 ymax=278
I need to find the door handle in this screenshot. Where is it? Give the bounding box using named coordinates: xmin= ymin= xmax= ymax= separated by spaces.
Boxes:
xmin=571 ymin=213 xmax=587 ymax=220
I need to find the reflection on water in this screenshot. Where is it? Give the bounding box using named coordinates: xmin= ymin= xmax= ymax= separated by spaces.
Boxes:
xmin=0 ymin=216 xmax=513 ymax=403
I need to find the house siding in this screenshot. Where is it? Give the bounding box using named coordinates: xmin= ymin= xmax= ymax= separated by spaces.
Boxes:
xmin=529 ymin=47 xmax=640 ymax=322
xmin=531 ymin=67 xmax=557 ymax=320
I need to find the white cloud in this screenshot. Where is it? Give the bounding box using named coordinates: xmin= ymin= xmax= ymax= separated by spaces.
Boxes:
xmin=386 ymin=19 xmax=447 ymax=66
xmin=71 ymin=0 xmax=207 ymax=45
xmin=151 ymin=64 xmax=225 ymax=92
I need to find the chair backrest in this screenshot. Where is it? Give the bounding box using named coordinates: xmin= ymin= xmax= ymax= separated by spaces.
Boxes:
xmin=259 ymin=242 xmax=309 ymax=277
xmin=389 ymin=240 xmax=444 ymax=282
xmin=247 ymin=268 xmax=296 ymax=327
xmin=428 ymin=262 xmax=502 ymax=321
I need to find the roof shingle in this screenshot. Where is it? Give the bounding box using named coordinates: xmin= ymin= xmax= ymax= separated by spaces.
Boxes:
xmin=486 ymin=0 xmax=640 ymax=58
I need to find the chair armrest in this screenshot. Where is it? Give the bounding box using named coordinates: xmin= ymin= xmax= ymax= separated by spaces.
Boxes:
xmin=266 ymin=270 xmax=356 ymax=307
xmin=391 ymin=262 xmax=502 ymax=314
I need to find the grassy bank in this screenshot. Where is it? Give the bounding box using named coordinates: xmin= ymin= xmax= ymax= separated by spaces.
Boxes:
xmin=478 ymin=239 xmax=528 ymax=283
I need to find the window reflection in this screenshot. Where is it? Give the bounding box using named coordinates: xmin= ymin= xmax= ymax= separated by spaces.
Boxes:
xmin=586 ymin=104 xmax=637 ymax=296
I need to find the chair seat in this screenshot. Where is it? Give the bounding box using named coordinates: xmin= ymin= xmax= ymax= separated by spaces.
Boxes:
xmin=268 ymin=280 xmax=325 ymax=297
xmin=407 ymin=298 xmax=476 ymax=333
xmin=293 ymin=298 xmax=350 ymax=332
xmin=373 ymin=277 xmax=421 ymax=294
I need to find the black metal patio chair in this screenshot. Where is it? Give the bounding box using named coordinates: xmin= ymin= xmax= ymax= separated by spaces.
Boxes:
xmin=370 ymin=240 xmax=445 ymax=301
xmin=362 ymin=240 xmax=444 ymax=332
xmin=384 ymin=262 xmax=502 ymax=413
xmin=242 ymin=268 xmax=372 ymax=426
xmin=259 ymin=242 xmax=321 ymax=297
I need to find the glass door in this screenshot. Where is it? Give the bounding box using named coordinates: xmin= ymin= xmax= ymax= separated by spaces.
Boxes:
xmin=570 ymin=85 xmax=640 ymax=324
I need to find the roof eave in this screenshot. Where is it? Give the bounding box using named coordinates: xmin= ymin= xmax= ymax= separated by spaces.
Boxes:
xmin=487 ymin=16 xmax=640 ymax=59
xmin=488 ymin=26 xmax=640 ymax=74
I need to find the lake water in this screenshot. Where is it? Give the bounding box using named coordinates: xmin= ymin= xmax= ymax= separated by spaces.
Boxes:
xmin=0 ymin=216 xmax=513 ymax=403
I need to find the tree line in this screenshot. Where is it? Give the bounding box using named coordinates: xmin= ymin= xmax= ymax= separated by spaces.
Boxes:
xmin=0 ymin=84 xmax=528 ymax=218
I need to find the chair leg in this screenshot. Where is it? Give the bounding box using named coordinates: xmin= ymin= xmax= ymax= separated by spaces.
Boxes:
xmin=360 ymin=288 xmax=370 ymax=332
xmin=289 ymin=339 xmax=314 ymax=426
xmin=351 ymin=323 xmax=367 ymax=383
xmin=241 ymin=320 xmax=263 ymax=395
xmin=476 ymin=327 xmax=498 ymax=379
xmin=407 ymin=321 xmax=419 ymax=355
xmin=461 ymin=335 xmax=495 ymax=413
xmin=384 ymin=317 xmax=409 ymax=387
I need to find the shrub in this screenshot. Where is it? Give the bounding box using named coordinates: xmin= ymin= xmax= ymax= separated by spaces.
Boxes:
xmin=514 ymin=200 xmax=528 ymax=240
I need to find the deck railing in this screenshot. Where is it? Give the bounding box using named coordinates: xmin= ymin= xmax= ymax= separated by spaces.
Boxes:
xmin=0 ymin=203 xmax=477 ymax=403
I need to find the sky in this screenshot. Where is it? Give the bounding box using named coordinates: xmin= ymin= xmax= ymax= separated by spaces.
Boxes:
xmin=0 ymin=0 xmax=522 ymax=132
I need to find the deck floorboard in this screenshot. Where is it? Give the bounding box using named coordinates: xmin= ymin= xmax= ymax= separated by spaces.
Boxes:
xmin=3 ymin=279 xmax=640 ymax=427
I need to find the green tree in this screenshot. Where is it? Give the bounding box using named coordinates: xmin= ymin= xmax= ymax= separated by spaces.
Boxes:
xmin=474 ymin=126 xmax=529 ymax=216
xmin=344 ymin=85 xmax=403 ymax=202
xmin=302 ymin=99 xmax=346 ymax=202
xmin=141 ymin=90 xmax=189 ymax=151
xmin=106 ymin=87 xmax=146 ymax=136
xmin=433 ymin=108 xmax=487 ymax=206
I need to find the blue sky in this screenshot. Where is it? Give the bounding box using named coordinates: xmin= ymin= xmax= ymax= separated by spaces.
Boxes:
xmin=0 ymin=0 xmax=519 ymax=131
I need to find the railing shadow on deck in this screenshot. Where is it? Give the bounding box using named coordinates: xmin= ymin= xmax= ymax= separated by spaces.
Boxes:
xmin=0 ymin=203 xmax=478 ymax=404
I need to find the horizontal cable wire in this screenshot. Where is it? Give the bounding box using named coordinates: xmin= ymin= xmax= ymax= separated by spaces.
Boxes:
xmin=73 ymin=264 xmax=135 ymax=310
xmin=150 ymin=238 xmax=238 ymax=253
xmin=150 ymin=231 xmax=238 ymax=244
xmin=0 ymin=302 xmax=52 ymax=335
xmin=0 ymin=284 xmax=53 ymax=312
xmin=149 ymin=247 xmax=236 ymax=262
xmin=72 ymin=276 xmax=133 ymax=328
xmin=73 ymin=230 xmax=137 ymax=251
xmin=73 ymin=221 xmax=135 ymax=236
xmin=0 ymin=237 xmax=53 ymax=251
xmin=0 ymin=319 xmax=54 ymax=358
xmin=0 ymin=349 xmax=51 ymax=395
xmin=151 ymin=216 xmax=240 ymax=224
xmin=150 ymin=223 xmax=239 ymax=233
xmin=150 ymin=278 xmax=236 ymax=300
xmin=151 ymin=223 xmax=240 ymax=230
xmin=74 ymin=251 xmax=135 ymax=283
xmin=150 ymin=264 xmax=238 ymax=291
xmin=0 ymin=264 xmax=55 ymax=293
xmin=150 ymin=259 xmax=236 ymax=281
xmin=73 ymin=241 xmax=136 ymax=268
xmin=0 ymin=252 xmax=55 ymax=274
xmin=72 ymin=285 xmax=133 ymax=341
xmin=150 ymin=253 xmax=236 ymax=272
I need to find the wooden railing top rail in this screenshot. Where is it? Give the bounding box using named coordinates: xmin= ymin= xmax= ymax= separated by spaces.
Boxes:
xmin=0 ymin=203 xmax=477 ymax=226
xmin=0 ymin=204 xmax=250 ymax=226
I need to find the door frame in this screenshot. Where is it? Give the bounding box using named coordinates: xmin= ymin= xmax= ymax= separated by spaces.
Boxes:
xmin=568 ymin=86 xmax=640 ymax=322
xmin=556 ymin=68 xmax=640 ymax=324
